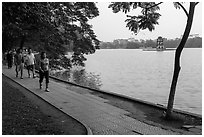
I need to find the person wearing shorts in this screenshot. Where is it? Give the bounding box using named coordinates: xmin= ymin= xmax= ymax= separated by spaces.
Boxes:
xmin=26 ymin=48 xmax=36 ymax=78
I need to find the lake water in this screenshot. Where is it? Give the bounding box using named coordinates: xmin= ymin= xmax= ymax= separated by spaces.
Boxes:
xmin=52 ymin=48 xmax=202 ymax=115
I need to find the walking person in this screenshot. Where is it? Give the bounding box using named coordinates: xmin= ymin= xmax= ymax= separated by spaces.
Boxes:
xmin=39 ymin=51 xmax=50 ymax=92
xmin=23 ymin=48 xmax=28 ymax=69
xmin=7 ymin=50 xmax=13 ymax=69
xmin=14 ymin=48 xmax=24 ymax=79
xmin=25 ymin=48 xmax=36 ymax=78
xmin=12 ymin=49 xmax=16 ymax=66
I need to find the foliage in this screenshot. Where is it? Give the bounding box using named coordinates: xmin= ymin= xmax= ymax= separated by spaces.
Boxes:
xmin=109 ymin=2 xmax=200 ymax=118
xmin=126 ymin=42 xmax=142 ymax=49
xmin=2 ymin=2 xmax=100 ymax=67
xmin=109 ymin=2 xmax=161 ymax=34
xmin=99 ymin=37 xmax=202 ymax=49
xmin=185 ymin=37 xmax=202 ymax=48
xmin=49 ymin=56 xmax=72 ymax=70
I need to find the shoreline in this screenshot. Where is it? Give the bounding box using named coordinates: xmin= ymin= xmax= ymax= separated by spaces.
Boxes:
xmin=57 ymin=48 xmax=202 ymax=115
xmin=50 ymin=74 xmax=202 ymax=118
xmin=49 ymin=74 xmax=201 ymax=134
xmin=3 ymin=66 xmax=202 ymax=135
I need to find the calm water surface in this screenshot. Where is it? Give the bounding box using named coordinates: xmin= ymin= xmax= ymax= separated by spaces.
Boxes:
xmin=53 ymin=48 xmax=202 ymax=115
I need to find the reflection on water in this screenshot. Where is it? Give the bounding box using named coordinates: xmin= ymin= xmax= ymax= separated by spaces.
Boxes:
xmin=50 ymin=68 xmax=102 ymax=90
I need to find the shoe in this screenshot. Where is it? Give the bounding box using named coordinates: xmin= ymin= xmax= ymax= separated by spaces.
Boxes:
xmin=20 ymin=77 xmax=23 ymax=79
xmin=28 ymin=75 xmax=31 ymax=78
xmin=40 ymin=84 xmax=42 ymax=89
xmin=16 ymin=74 xmax=18 ymax=78
xmin=45 ymin=88 xmax=50 ymax=92
xmin=33 ymin=75 xmax=36 ymax=78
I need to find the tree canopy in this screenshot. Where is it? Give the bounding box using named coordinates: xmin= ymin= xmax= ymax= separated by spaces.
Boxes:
xmin=109 ymin=2 xmax=161 ymax=34
xmin=2 ymin=2 xmax=100 ymax=66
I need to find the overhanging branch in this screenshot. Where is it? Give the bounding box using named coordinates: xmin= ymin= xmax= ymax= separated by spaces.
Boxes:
xmin=176 ymin=2 xmax=189 ymax=17
xmin=146 ymin=2 xmax=163 ymax=10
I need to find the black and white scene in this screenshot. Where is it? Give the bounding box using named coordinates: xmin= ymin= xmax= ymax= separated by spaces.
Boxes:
xmin=2 ymin=1 xmax=202 ymax=135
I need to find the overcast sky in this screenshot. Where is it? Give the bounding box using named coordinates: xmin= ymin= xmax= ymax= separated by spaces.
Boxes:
xmin=88 ymin=2 xmax=202 ymax=42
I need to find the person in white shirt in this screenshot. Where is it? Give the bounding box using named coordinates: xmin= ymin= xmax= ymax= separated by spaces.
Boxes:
xmin=26 ymin=48 xmax=36 ymax=78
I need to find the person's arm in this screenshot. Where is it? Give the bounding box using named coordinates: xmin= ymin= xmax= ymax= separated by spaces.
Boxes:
xmin=14 ymin=55 xmax=17 ymax=65
xmin=21 ymin=54 xmax=24 ymax=63
xmin=24 ymin=55 xmax=28 ymax=65
xmin=33 ymin=54 xmax=36 ymax=64
xmin=38 ymin=60 xmax=43 ymax=72
xmin=47 ymin=59 xmax=49 ymax=70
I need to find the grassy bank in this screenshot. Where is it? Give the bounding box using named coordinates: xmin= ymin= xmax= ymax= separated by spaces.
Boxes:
xmin=2 ymin=75 xmax=86 ymax=135
xmin=2 ymin=76 xmax=66 ymax=135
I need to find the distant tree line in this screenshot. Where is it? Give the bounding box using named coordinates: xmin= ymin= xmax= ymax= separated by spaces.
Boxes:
xmin=99 ymin=37 xmax=202 ymax=49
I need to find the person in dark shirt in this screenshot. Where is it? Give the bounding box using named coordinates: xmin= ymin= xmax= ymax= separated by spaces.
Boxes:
xmin=7 ymin=50 xmax=13 ymax=69
xmin=14 ymin=48 xmax=24 ymax=79
xmin=39 ymin=51 xmax=49 ymax=92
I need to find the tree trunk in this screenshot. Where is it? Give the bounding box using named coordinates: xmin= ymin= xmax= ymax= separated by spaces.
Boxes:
xmin=20 ymin=35 xmax=26 ymax=49
xmin=165 ymin=2 xmax=196 ymax=119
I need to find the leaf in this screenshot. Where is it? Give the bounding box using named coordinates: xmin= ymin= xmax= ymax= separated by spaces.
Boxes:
xmin=173 ymin=2 xmax=181 ymax=9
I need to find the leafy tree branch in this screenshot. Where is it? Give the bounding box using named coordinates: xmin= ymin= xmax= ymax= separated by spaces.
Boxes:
xmin=2 ymin=2 xmax=100 ymax=67
xmin=175 ymin=2 xmax=189 ymax=17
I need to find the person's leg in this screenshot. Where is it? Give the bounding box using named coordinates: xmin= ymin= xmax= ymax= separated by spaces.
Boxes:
xmin=15 ymin=65 xmax=18 ymax=77
xmin=10 ymin=58 xmax=13 ymax=68
xmin=32 ymin=65 xmax=36 ymax=78
xmin=45 ymin=71 xmax=49 ymax=92
xmin=11 ymin=58 xmax=14 ymax=68
xmin=7 ymin=58 xmax=10 ymax=68
xmin=20 ymin=63 xmax=24 ymax=79
xmin=27 ymin=65 xmax=31 ymax=78
xmin=39 ymin=71 xmax=44 ymax=89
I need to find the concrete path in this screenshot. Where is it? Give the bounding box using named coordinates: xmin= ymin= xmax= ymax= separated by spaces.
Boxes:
xmin=2 ymin=66 xmax=181 ymax=135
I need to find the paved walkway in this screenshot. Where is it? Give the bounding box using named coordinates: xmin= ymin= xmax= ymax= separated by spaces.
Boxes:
xmin=2 ymin=66 xmax=181 ymax=135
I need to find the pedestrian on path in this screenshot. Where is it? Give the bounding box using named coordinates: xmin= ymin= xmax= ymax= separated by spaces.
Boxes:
xmin=23 ymin=48 xmax=28 ymax=69
xmin=39 ymin=51 xmax=50 ymax=92
xmin=25 ymin=48 xmax=36 ymax=78
xmin=7 ymin=50 xmax=13 ymax=69
xmin=14 ymin=48 xmax=24 ymax=79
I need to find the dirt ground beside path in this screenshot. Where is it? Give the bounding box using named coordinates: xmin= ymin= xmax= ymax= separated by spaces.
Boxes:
xmin=2 ymin=75 xmax=87 ymax=135
xmin=97 ymin=92 xmax=202 ymax=134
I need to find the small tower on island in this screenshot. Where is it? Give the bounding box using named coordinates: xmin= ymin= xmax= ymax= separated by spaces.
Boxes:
xmin=156 ymin=36 xmax=165 ymax=51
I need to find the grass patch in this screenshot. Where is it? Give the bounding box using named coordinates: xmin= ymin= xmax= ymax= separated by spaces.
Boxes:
xmin=2 ymin=80 xmax=65 ymax=135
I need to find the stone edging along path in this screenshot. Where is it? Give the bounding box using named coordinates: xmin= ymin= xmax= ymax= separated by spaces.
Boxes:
xmin=49 ymin=74 xmax=201 ymax=119
xmin=3 ymin=74 xmax=93 ymax=135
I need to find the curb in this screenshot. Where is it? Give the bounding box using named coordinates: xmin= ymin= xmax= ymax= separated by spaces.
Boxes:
xmin=2 ymin=73 xmax=93 ymax=135
xmin=49 ymin=75 xmax=202 ymax=119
